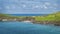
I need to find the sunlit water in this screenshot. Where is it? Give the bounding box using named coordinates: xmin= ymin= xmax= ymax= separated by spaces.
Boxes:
xmin=0 ymin=22 xmax=60 ymax=34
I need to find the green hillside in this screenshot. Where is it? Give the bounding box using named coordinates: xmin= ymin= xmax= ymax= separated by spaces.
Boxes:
xmin=35 ymin=11 xmax=60 ymax=21
xmin=0 ymin=11 xmax=60 ymax=21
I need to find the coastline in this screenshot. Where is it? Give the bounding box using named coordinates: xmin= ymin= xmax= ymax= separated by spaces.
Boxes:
xmin=0 ymin=11 xmax=60 ymax=26
xmin=0 ymin=19 xmax=60 ymax=26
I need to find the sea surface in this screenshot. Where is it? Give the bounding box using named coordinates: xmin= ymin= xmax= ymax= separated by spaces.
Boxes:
xmin=8 ymin=14 xmax=48 ymax=16
xmin=0 ymin=22 xmax=60 ymax=34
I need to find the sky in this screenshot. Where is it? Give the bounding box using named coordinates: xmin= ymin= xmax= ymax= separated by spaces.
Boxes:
xmin=0 ymin=0 xmax=60 ymax=14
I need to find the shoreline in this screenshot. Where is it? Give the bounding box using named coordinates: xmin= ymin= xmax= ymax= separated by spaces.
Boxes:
xmin=0 ymin=20 xmax=60 ymax=26
xmin=0 ymin=11 xmax=60 ymax=26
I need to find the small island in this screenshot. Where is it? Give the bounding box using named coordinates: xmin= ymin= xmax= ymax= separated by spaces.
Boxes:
xmin=0 ymin=11 xmax=60 ymax=26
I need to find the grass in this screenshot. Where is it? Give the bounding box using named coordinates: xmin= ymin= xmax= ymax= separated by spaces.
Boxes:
xmin=0 ymin=11 xmax=60 ymax=21
xmin=35 ymin=11 xmax=60 ymax=21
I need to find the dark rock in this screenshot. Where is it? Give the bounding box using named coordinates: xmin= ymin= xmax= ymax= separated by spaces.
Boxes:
xmin=54 ymin=24 xmax=60 ymax=26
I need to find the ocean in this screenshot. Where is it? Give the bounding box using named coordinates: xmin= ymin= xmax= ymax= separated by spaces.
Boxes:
xmin=0 ymin=22 xmax=60 ymax=34
xmin=8 ymin=14 xmax=48 ymax=16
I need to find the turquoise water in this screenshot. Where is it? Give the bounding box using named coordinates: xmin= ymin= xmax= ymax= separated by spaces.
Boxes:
xmin=0 ymin=22 xmax=60 ymax=34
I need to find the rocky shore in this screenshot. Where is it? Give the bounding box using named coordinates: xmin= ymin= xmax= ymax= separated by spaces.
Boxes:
xmin=0 ymin=17 xmax=60 ymax=26
xmin=0 ymin=11 xmax=60 ymax=26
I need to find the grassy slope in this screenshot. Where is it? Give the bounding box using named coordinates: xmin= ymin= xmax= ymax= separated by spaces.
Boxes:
xmin=0 ymin=11 xmax=60 ymax=21
xmin=35 ymin=12 xmax=60 ymax=21
xmin=55 ymin=12 xmax=60 ymax=21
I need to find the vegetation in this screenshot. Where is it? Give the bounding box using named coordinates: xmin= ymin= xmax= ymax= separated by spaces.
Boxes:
xmin=0 ymin=11 xmax=60 ymax=25
xmin=0 ymin=11 xmax=60 ymax=21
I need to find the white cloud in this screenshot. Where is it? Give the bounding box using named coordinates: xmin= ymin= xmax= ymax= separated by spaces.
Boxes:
xmin=5 ymin=6 xmax=10 ymax=9
xmin=39 ymin=5 xmax=43 ymax=8
xmin=53 ymin=4 xmax=58 ymax=7
xmin=45 ymin=2 xmax=51 ymax=5
xmin=32 ymin=5 xmax=40 ymax=9
xmin=35 ymin=5 xmax=39 ymax=8
xmin=32 ymin=4 xmax=48 ymax=9
xmin=43 ymin=5 xmax=48 ymax=9
xmin=49 ymin=4 xmax=58 ymax=9
xmin=11 ymin=5 xmax=16 ymax=9
xmin=40 ymin=6 xmax=43 ymax=8
xmin=54 ymin=8 xmax=57 ymax=9
xmin=34 ymin=5 xmax=39 ymax=8
xmin=22 ymin=5 xmax=26 ymax=8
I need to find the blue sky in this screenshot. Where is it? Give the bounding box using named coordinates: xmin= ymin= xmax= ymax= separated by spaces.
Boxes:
xmin=0 ymin=0 xmax=60 ymax=14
